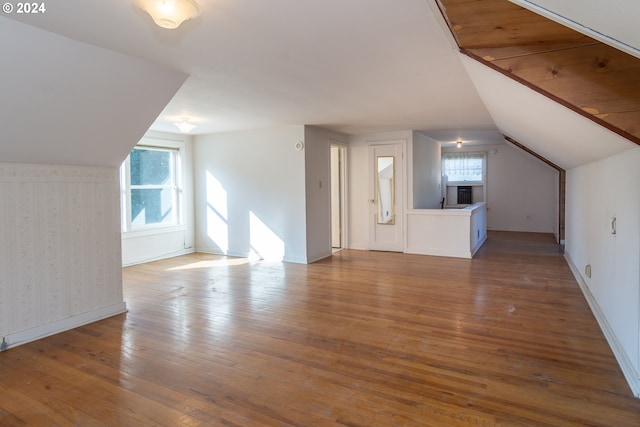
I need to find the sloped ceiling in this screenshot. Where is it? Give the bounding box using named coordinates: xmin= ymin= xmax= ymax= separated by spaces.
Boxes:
xmin=436 ymin=0 xmax=639 ymax=167
xmin=0 ymin=17 xmax=187 ymax=167
xmin=3 ymin=1 xmax=638 ymax=169
xmin=437 ymin=0 xmax=640 ymax=146
xmin=460 ymin=55 xmax=633 ymax=170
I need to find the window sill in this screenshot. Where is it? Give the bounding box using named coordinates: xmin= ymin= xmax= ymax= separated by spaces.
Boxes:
xmin=446 ymin=182 xmax=484 ymax=187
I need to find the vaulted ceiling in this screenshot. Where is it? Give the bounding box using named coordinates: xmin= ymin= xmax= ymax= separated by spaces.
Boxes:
xmin=1 ymin=1 xmax=639 ymax=169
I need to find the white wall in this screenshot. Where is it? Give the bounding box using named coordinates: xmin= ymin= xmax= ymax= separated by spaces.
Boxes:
xmin=565 ymin=147 xmax=640 ymax=396
xmin=0 ymin=163 xmax=126 ymax=348
xmin=347 ymin=131 xmax=412 ymax=250
xmin=443 ymin=143 xmax=558 ymax=234
xmin=487 ymin=143 xmax=558 ymax=233
xmin=304 ymin=126 xmax=348 ymax=262
xmin=411 ymin=132 xmax=442 ymax=209
xmin=194 ymin=126 xmax=309 ymax=263
xmin=0 ymin=17 xmax=186 ymax=351
xmin=121 ymin=131 xmax=196 ymax=266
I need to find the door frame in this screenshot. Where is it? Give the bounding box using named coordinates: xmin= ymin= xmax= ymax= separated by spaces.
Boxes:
xmin=330 ymin=141 xmax=348 ymax=250
xmin=368 ymin=140 xmax=406 ymax=252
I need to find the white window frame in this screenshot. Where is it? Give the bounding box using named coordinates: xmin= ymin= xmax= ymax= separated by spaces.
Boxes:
xmin=442 ymin=151 xmax=487 ymax=186
xmin=120 ymin=139 xmax=185 ymax=234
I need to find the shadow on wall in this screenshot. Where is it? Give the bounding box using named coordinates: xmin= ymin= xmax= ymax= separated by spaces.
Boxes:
xmin=205 ymin=170 xmax=285 ymax=261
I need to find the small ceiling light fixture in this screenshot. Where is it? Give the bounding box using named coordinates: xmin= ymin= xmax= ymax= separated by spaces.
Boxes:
xmin=456 ymin=140 xmax=463 ymax=148
xmin=135 ymin=0 xmax=201 ymax=29
xmin=174 ymin=118 xmax=197 ymax=133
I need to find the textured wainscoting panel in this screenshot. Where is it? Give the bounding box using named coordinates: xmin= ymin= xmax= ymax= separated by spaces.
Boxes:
xmin=0 ymin=163 xmax=124 ymax=342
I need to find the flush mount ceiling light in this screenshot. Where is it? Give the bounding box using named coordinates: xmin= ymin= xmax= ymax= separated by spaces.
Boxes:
xmin=174 ymin=118 xmax=197 ymax=133
xmin=135 ymin=0 xmax=201 ymax=29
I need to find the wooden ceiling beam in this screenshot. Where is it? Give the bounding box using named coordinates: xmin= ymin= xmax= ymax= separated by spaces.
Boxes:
xmin=438 ymin=0 xmax=640 ymax=146
xmin=437 ymin=0 xmax=592 ymax=49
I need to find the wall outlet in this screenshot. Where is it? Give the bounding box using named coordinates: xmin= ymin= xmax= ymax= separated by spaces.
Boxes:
xmin=585 ymin=264 xmax=592 ymax=278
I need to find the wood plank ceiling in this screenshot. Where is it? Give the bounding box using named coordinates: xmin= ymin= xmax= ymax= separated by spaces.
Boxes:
xmin=436 ymin=0 xmax=640 ymax=146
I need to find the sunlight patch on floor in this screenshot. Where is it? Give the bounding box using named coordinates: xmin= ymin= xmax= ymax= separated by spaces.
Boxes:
xmin=168 ymin=258 xmax=251 ymax=270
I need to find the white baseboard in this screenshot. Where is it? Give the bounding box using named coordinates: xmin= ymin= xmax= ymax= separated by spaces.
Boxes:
xmin=283 ymin=255 xmax=310 ymax=264
xmin=565 ymin=253 xmax=640 ymax=398
xmin=122 ymin=247 xmax=195 ymax=267
xmin=405 ymin=248 xmax=472 ymax=259
xmin=195 ymin=246 xmax=245 ymax=258
xmin=197 ymin=246 xmax=312 ymax=264
xmin=471 ymin=234 xmax=488 ymax=257
xmin=2 ymin=302 xmax=127 ymax=351
xmin=347 ymin=242 xmax=368 ymax=250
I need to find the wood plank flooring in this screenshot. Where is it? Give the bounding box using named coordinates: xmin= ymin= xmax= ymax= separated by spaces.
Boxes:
xmin=2 ymin=232 xmax=640 ymax=426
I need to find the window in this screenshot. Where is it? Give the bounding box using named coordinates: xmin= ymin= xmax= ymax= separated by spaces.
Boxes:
xmin=121 ymin=144 xmax=182 ymax=232
xmin=442 ymin=152 xmax=486 ymax=184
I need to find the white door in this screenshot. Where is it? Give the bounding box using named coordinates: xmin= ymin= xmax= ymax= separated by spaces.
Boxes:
xmin=369 ymin=143 xmax=403 ymax=252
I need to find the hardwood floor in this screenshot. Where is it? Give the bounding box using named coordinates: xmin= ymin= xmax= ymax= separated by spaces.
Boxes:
xmin=2 ymin=232 xmax=640 ymax=426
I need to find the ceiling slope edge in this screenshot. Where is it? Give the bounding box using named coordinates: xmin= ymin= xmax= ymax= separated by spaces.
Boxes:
xmin=436 ymin=0 xmax=640 ymax=148
xmin=0 ymin=17 xmax=188 ymax=168
xmin=459 ymin=54 xmax=635 ymax=170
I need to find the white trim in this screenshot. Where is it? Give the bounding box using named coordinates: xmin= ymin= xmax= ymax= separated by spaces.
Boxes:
xmin=565 ymin=252 xmax=640 ymax=398
xmin=196 ymin=247 xmax=245 ymax=258
xmin=407 ymin=247 xmax=474 ymax=259
xmin=1 ymin=302 xmax=127 ymax=351
xmin=283 ymin=255 xmax=311 ymax=264
xmin=122 ymin=247 xmax=195 ymax=267
xmin=329 ymin=141 xmax=348 ymax=250
xmin=121 ymin=140 xmax=186 ymax=232
xmin=306 ymin=253 xmax=332 ymax=264
xmin=347 ymin=242 xmax=368 ymax=251
xmin=367 ymin=140 xmax=407 ymax=252
xmin=442 ymin=151 xmax=487 ymax=185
